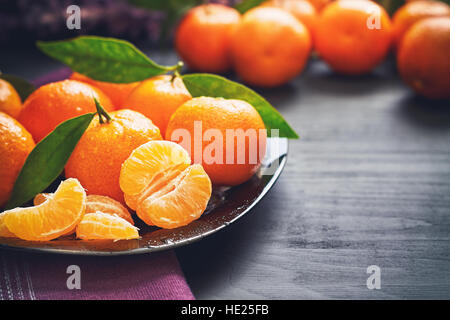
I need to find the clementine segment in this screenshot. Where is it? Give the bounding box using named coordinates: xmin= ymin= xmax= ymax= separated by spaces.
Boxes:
xmin=230 ymin=6 xmax=311 ymax=87
xmin=0 ymin=112 xmax=35 ymax=208
xmin=76 ymin=212 xmax=139 ymax=240
xmin=392 ymin=0 xmax=450 ymax=48
xmin=18 ymin=79 xmax=114 ymax=142
xmin=175 ymin=4 xmax=241 ymax=73
xmin=70 ymin=72 xmax=140 ymax=109
xmin=34 ymin=193 xmax=134 ymax=225
xmin=3 ymin=178 xmax=86 ymax=241
xmin=0 ymin=213 xmax=16 ymax=237
xmin=65 ymin=109 xmax=162 ymax=204
xmin=0 ymin=79 xmax=22 ymax=119
xmin=397 ymin=16 xmax=450 ymax=99
xmin=165 ymin=97 xmax=267 ymax=186
xmin=120 ymin=141 xmax=212 ymax=229
xmin=315 ymin=0 xmax=392 ymax=75
xmin=122 ymin=75 xmax=191 ymax=136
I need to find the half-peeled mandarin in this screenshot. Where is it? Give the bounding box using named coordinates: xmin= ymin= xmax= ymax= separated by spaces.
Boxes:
xmin=120 ymin=141 xmax=212 ymax=229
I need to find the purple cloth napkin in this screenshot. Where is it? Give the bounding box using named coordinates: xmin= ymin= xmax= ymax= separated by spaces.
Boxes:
xmin=0 ymin=69 xmax=194 ymax=300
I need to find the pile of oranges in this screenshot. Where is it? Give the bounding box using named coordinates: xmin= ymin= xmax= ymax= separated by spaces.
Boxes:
xmin=0 ymin=61 xmax=267 ymax=241
xmin=176 ymin=0 xmax=450 ymax=99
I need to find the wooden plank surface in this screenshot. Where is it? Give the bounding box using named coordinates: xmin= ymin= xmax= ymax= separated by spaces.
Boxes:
xmin=2 ymin=48 xmax=450 ymax=299
xmin=176 ymin=57 xmax=450 ymax=299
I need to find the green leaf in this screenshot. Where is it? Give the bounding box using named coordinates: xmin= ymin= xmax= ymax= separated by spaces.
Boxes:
xmin=36 ymin=36 xmax=179 ymax=83
xmin=5 ymin=113 xmax=95 ymax=210
xmin=0 ymin=73 xmax=35 ymax=101
xmin=235 ymin=0 xmax=268 ymax=14
xmin=181 ymin=73 xmax=298 ymax=139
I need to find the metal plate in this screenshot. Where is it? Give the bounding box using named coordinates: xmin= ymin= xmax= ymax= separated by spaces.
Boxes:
xmin=0 ymin=138 xmax=288 ymax=255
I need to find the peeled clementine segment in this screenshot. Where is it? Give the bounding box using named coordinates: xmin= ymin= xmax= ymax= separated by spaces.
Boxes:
xmin=3 ymin=178 xmax=86 ymax=241
xmin=33 ymin=193 xmax=134 ymax=231
xmin=120 ymin=140 xmax=191 ymax=196
xmin=0 ymin=213 xmax=16 ymax=238
xmin=120 ymin=141 xmax=212 ymax=229
xmin=136 ymin=164 xmax=212 ymax=229
xmin=76 ymin=212 xmax=139 ymax=240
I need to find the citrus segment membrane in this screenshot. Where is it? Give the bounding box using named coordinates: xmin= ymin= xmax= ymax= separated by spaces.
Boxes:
xmin=137 ymin=164 xmax=212 ymax=229
xmin=0 ymin=213 xmax=16 ymax=237
xmin=120 ymin=141 xmax=212 ymax=229
xmin=3 ymin=178 xmax=86 ymax=241
xmin=120 ymin=140 xmax=191 ymax=196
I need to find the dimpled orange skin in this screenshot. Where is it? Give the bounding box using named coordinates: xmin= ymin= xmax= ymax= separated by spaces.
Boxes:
xmin=315 ymin=0 xmax=392 ymax=75
xmin=122 ymin=75 xmax=192 ymax=137
xmin=261 ymin=0 xmax=318 ymax=45
xmin=175 ymin=4 xmax=241 ymax=73
xmin=18 ymin=80 xmax=114 ymax=142
xmin=70 ymin=72 xmax=140 ymax=108
xmin=397 ymin=17 xmax=450 ymax=99
xmin=230 ymin=7 xmax=311 ymax=87
xmin=165 ymin=97 xmax=267 ymax=186
xmin=0 ymin=112 xmax=35 ymax=208
xmin=392 ymin=0 xmax=450 ymax=48
xmin=65 ymin=109 xmax=162 ymax=204
xmin=0 ymin=79 xmax=22 ymax=119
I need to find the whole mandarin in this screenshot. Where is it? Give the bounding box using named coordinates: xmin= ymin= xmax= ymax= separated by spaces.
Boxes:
xmin=70 ymin=72 xmax=140 ymax=108
xmin=165 ymin=97 xmax=267 ymax=186
xmin=397 ymin=16 xmax=450 ymax=99
xmin=261 ymin=0 xmax=318 ymax=45
xmin=0 ymin=79 xmax=22 ymax=119
xmin=0 ymin=112 xmax=35 ymax=208
xmin=65 ymin=109 xmax=162 ymax=204
xmin=230 ymin=6 xmax=312 ymax=87
xmin=122 ymin=75 xmax=191 ymax=136
xmin=175 ymin=4 xmax=241 ymax=73
xmin=392 ymin=0 xmax=450 ymax=48
xmin=315 ymin=0 xmax=392 ymax=75
xmin=18 ymin=80 xmax=114 ymax=142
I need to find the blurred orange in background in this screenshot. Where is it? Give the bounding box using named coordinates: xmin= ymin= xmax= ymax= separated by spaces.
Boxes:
xmin=397 ymin=16 xmax=450 ymax=99
xmin=392 ymin=0 xmax=450 ymax=48
xmin=230 ymin=6 xmax=311 ymax=87
xmin=175 ymin=3 xmax=241 ymax=73
xmin=261 ymin=0 xmax=318 ymax=46
xmin=315 ymin=0 xmax=392 ymax=75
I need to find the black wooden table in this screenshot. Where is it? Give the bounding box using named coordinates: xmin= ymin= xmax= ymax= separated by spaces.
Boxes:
xmin=2 ymin=48 xmax=450 ymax=299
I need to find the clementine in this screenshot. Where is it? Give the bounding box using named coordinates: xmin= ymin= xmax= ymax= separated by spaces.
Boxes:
xmin=0 ymin=79 xmax=22 ymax=119
xmin=70 ymin=72 xmax=140 ymax=108
xmin=230 ymin=6 xmax=311 ymax=87
xmin=315 ymin=0 xmax=392 ymax=75
xmin=175 ymin=4 xmax=241 ymax=73
xmin=397 ymin=16 xmax=450 ymax=99
xmin=122 ymin=75 xmax=191 ymax=136
xmin=18 ymin=79 xmax=114 ymax=142
xmin=165 ymin=97 xmax=267 ymax=186
xmin=392 ymin=0 xmax=450 ymax=48
xmin=0 ymin=112 xmax=35 ymax=208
